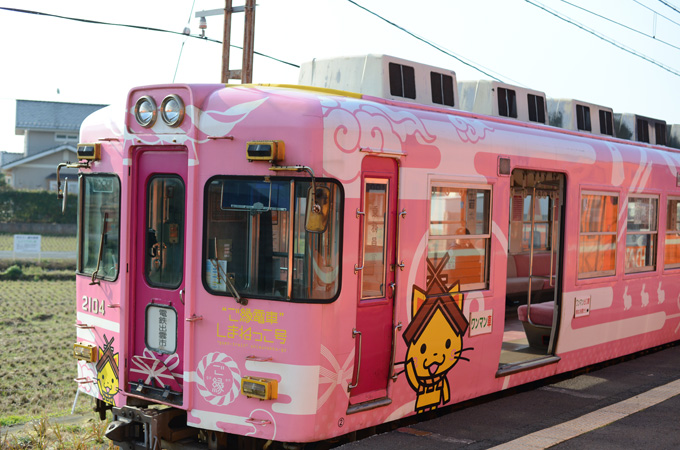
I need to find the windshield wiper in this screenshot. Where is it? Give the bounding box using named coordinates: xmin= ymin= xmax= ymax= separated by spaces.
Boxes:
xmin=90 ymin=212 xmax=108 ymax=285
xmin=210 ymin=259 xmax=247 ymax=305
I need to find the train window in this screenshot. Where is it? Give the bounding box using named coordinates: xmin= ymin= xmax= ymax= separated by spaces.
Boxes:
xmin=361 ymin=180 xmax=389 ymax=299
xmin=389 ymin=63 xmax=416 ymax=100
xmin=576 ymin=105 xmax=592 ymax=132
xmin=599 ymin=110 xmax=614 ymax=136
xmin=204 ymin=177 xmax=342 ymax=303
xmin=145 ymin=176 xmax=185 ymax=289
xmin=78 ymin=175 xmax=121 ymax=281
xmin=428 ymin=184 xmax=491 ymax=291
xmin=497 ymin=88 xmax=517 ymax=118
xmin=527 ymin=94 xmax=545 ymax=124
xmin=430 ymin=72 xmax=455 ymax=107
xmin=578 ymin=192 xmax=618 ymax=278
xmin=664 ymin=198 xmax=680 ymax=269
xmin=625 ymin=196 xmax=658 ymax=273
xmin=514 ymin=194 xmax=552 ymax=251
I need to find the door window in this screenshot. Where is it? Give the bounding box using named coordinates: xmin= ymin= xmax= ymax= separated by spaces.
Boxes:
xmin=146 ymin=176 xmax=185 ymax=288
xmin=361 ymin=180 xmax=388 ymax=299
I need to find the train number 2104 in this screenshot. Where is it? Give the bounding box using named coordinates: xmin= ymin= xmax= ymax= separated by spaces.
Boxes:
xmin=82 ymin=296 xmax=105 ymax=316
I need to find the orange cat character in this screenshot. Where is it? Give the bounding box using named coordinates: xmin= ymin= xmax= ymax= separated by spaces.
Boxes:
xmin=402 ymin=255 xmax=472 ymax=413
xmin=96 ymin=335 xmax=120 ymax=406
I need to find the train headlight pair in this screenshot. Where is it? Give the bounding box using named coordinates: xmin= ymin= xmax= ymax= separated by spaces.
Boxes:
xmin=134 ymin=94 xmax=185 ymax=128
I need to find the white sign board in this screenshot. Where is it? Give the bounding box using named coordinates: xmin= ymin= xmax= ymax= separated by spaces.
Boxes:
xmin=469 ymin=309 xmax=494 ymax=337
xmin=13 ymin=234 xmax=41 ymax=254
xmin=574 ymin=296 xmax=591 ymax=318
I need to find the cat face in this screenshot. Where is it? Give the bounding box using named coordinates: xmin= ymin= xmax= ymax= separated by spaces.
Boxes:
xmin=97 ymin=358 xmax=120 ymax=403
xmin=406 ymin=309 xmax=463 ymax=379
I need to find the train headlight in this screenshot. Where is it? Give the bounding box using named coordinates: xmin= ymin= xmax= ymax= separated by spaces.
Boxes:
xmin=134 ymin=96 xmax=157 ymax=128
xmin=241 ymin=376 xmax=278 ymax=400
xmin=161 ymin=95 xmax=185 ymax=127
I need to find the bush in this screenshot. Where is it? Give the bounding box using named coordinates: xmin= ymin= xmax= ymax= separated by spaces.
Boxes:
xmin=0 ymin=189 xmax=77 ymax=224
xmin=2 ymin=265 xmax=23 ymax=280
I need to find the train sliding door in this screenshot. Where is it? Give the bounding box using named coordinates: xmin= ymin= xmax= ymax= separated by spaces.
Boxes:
xmin=348 ymin=157 xmax=399 ymax=412
xmin=500 ymin=169 xmax=564 ymax=371
xmin=127 ymin=148 xmax=187 ymax=405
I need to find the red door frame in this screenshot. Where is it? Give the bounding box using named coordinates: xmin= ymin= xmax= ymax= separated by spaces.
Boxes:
xmin=350 ymin=156 xmax=398 ymax=404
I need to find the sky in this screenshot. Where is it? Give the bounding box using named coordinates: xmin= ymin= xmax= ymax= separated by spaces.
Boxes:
xmin=1 ymin=0 xmax=680 ymax=154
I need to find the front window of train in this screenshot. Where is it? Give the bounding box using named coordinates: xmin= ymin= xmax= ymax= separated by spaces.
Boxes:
xmin=78 ymin=175 xmax=121 ymax=280
xmin=204 ymin=177 xmax=343 ymax=302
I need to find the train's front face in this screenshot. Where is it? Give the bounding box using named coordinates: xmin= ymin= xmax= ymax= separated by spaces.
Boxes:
xmin=73 ymin=84 xmax=346 ymax=444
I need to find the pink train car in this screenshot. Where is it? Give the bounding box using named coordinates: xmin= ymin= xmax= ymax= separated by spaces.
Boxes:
xmin=64 ymin=55 xmax=680 ymax=449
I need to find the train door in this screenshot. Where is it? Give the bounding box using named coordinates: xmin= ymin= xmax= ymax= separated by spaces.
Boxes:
xmin=348 ymin=157 xmax=399 ymax=411
xmin=127 ymin=148 xmax=187 ymax=405
xmin=500 ymin=169 xmax=564 ymax=371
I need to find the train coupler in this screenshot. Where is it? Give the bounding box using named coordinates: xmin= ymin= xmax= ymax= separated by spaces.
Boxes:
xmin=106 ymin=405 xmax=200 ymax=450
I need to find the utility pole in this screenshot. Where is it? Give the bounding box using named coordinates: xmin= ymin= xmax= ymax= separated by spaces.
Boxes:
xmin=195 ymin=0 xmax=256 ymax=84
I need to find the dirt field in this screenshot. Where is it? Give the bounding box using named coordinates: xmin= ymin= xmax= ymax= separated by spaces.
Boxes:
xmin=0 ymin=279 xmax=111 ymax=448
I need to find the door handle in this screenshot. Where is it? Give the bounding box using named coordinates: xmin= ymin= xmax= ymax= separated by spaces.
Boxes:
xmin=348 ymin=329 xmax=362 ymax=391
xmin=388 ymin=282 xmax=396 ymax=299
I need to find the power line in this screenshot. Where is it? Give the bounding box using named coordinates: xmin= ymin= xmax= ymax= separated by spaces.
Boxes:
xmin=633 ymin=0 xmax=680 ymax=28
xmin=174 ymin=0 xmax=198 ymax=82
xmin=524 ymin=0 xmax=680 ymax=78
xmin=344 ymin=0 xmax=505 ymax=82
xmin=0 ymin=7 xmax=299 ymax=69
xmin=658 ymin=0 xmax=680 ymax=15
xmin=557 ymin=0 xmax=680 ymax=52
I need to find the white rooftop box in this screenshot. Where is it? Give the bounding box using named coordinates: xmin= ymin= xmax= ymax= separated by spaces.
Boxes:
xmin=298 ymin=54 xmax=458 ymax=108
xmin=548 ymin=98 xmax=614 ymax=136
xmin=614 ymin=113 xmax=667 ymax=146
xmin=457 ymin=80 xmax=548 ymax=124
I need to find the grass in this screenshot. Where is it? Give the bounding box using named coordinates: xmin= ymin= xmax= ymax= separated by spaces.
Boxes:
xmin=0 ymin=280 xmax=79 ymax=417
xmin=0 ymin=278 xmax=116 ymax=448
xmin=0 ymin=234 xmax=76 ymax=253
xmin=0 ymin=415 xmax=115 ymax=450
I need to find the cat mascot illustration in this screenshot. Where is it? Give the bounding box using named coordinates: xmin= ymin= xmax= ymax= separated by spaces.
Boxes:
xmin=402 ymin=254 xmax=472 ymax=413
xmin=96 ymin=335 xmax=120 ymax=406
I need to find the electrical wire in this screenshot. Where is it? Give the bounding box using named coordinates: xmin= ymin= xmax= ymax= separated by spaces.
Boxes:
xmin=633 ymin=0 xmax=680 ymax=28
xmin=524 ymin=0 xmax=680 ymax=78
xmin=173 ymin=0 xmax=198 ymax=82
xmin=658 ymin=0 xmax=680 ymax=15
xmin=344 ymin=0 xmax=505 ymax=82
xmin=557 ymin=0 xmax=680 ymax=52
xmin=0 ymin=6 xmax=299 ymax=69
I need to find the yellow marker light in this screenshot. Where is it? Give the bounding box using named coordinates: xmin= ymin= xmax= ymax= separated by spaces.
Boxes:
xmin=246 ymin=140 xmax=285 ymax=162
xmin=73 ymin=343 xmax=97 ymax=363
xmin=241 ymin=376 xmax=278 ymax=400
xmin=77 ymin=143 xmax=101 ymax=161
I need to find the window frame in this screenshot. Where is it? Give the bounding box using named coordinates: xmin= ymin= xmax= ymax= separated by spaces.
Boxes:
xmin=578 ymin=190 xmax=619 ymax=279
xmin=201 ymin=175 xmax=344 ymax=304
xmin=624 ymin=195 xmax=659 ymax=274
xmin=427 ymin=181 xmax=493 ymax=292
xmin=664 ymin=196 xmax=680 ymax=269
xmin=77 ymin=173 xmax=122 ymax=282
